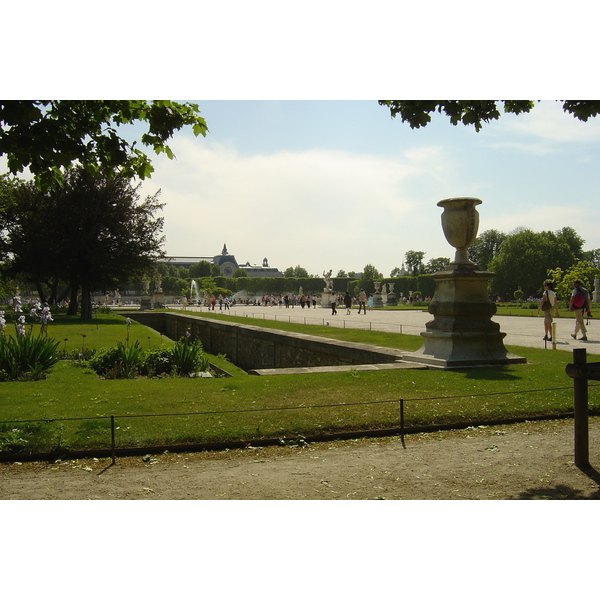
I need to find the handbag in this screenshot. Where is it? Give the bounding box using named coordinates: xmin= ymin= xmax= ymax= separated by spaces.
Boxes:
xmin=540 ymin=291 xmax=551 ymax=312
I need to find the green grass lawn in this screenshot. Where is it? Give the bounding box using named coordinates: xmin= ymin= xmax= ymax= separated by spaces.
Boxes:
xmin=1 ymin=311 xmax=597 ymax=455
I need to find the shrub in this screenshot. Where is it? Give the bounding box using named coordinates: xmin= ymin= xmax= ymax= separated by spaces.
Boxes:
xmin=140 ymin=346 xmax=175 ymax=377
xmin=88 ymin=346 xmax=122 ymax=378
xmin=87 ymin=338 xmax=210 ymax=379
xmin=171 ymin=337 xmax=209 ymax=376
xmin=0 ymin=332 xmax=60 ymax=381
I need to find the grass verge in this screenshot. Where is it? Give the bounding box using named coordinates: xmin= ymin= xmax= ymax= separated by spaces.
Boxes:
xmin=0 ymin=312 xmax=597 ymax=455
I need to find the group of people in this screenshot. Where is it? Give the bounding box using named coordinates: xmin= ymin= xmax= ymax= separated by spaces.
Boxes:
xmin=538 ymin=280 xmax=593 ymax=342
xmin=329 ymin=289 xmax=369 ymax=315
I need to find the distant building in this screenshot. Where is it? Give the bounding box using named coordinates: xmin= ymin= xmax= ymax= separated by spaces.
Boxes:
xmin=162 ymin=244 xmax=283 ymax=278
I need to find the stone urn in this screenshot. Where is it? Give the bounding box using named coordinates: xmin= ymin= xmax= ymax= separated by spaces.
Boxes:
xmin=406 ymin=196 xmax=525 ymax=368
xmin=437 ymin=197 xmax=482 ymax=267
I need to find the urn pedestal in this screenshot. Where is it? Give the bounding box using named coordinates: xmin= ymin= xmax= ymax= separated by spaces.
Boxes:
xmin=406 ymin=267 xmax=525 ymax=367
xmin=140 ymin=279 xmax=152 ymax=310
xmin=372 ymin=281 xmax=384 ymax=308
xmin=152 ymin=292 xmax=165 ymax=309
xmin=405 ymin=197 xmax=525 ymax=368
xmin=320 ymin=290 xmax=333 ymax=308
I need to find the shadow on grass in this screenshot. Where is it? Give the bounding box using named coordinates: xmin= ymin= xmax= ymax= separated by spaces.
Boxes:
xmin=51 ymin=316 xmax=127 ymax=326
xmin=461 ymin=368 xmax=521 ymax=382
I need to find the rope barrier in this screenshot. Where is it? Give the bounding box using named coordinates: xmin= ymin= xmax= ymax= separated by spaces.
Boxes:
xmin=2 ymin=383 xmax=597 ymax=426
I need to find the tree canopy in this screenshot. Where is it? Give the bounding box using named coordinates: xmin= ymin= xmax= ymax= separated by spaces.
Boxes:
xmin=487 ymin=228 xmax=584 ymax=298
xmin=378 ymin=100 xmax=600 ymax=131
xmin=0 ymin=100 xmax=208 ymax=189
xmin=1 ymin=168 xmax=165 ymax=318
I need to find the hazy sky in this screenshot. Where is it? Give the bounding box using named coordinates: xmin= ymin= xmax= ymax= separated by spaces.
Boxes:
xmin=132 ymin=100 xmax=600 ymax=276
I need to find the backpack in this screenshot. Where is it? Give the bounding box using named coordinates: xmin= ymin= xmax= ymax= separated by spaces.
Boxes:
xmin=572 ymin=287 xmax=587 ymax=309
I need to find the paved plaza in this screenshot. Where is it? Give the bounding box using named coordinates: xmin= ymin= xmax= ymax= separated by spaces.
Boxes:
xmin=179 ymin=304 xmax=600 ymax=357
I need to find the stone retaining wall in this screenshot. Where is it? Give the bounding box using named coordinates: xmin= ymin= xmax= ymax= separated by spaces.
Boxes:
xmin=128 ymin=312 xmax=405 ymax=372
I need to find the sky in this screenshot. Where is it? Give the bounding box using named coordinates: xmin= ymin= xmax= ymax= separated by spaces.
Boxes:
xmin=131 ymin=99 xmax=600 ymax=276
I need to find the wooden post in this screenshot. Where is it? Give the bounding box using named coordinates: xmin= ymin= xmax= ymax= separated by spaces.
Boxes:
xmin=573 ymin=348 xmax=589 ymax=468
xmin=399 ymin=399 xmax=406 ymax=449
xmin=110 ymin=415 xmax=116 ymax=466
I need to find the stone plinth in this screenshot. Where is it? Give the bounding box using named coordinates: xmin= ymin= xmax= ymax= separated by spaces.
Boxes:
xmin=153 ymin=292 xmax=165 ymax=309
xmin=320 ymin=290 xmax=333 ymax=308
xmin=372 ymin=282 xmax=384 ymax=308
xmin=405 ymin=265 xmax=526 ymax=368
xmin=140 ymin=294 xmax=153 ymax=310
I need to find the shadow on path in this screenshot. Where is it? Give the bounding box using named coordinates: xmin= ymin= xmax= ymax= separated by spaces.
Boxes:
xmin=514 ymin=464 xmax=600 ymax=499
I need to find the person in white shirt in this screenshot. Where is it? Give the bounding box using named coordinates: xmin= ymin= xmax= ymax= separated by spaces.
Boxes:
xmin=538 ymin=281 xmax=560 ymax=341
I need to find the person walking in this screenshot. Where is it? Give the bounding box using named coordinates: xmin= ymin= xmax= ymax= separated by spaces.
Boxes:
xmin=344 ymin=291 xmax=352 ymax=315
xmin=569 ymin=279 xmax=591 ymax=341
xmin=357 ymin=289 xmax=367 ymax=314
xmin=331 ymin=294 xmax=337 ymax=315
xmin=538 ymin=281 xmax=559 ymax=341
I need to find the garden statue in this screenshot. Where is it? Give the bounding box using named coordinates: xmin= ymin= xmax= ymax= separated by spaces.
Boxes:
xmin=407 ymin=197 xmax=525 ymax=368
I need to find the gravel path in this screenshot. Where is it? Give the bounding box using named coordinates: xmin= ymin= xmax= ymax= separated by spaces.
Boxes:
xmin=2 ymin=416 xmax=599 ymax=500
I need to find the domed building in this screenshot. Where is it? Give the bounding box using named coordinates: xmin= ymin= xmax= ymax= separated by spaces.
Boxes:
xmin=164 ymin=244 xmax=283 ymax=278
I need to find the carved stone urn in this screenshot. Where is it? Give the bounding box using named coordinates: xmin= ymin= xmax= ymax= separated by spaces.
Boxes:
xmin=406 ymin=197 xmax=525 ymax=368
xmin=437 ymin=197 xmax=481 ymax=267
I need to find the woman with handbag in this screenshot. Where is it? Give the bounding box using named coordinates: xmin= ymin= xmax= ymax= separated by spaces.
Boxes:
xmin=538 ymin=281 xmax=560 ymax=341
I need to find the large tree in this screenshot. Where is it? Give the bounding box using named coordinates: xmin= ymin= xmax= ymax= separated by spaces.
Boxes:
xmin=378 ymin=100 xmax=600 ymax=131
xmin=0 ymin=100 xmax=208 ymax=189
xmin=488 ymin=228 xmax=578 ymax=298
xmin=2 ymin=168 xmax=165 ymax=319
xmin=468 ymin=229 xmax=508 ymax=270
xmin=404 ymin=250 xmax=425 ymax=275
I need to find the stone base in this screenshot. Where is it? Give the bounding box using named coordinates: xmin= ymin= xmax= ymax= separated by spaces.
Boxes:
xmin=406 ymin=331 xmax=526 ymax=369
xmin=385 ymin=293 xmax=398 ymax=306
xmin=140 ymin=294 xmax=153 ymax=310
xmin=372 ymin=293 xmax=384 ymax=308
xmin=320 ymin=290 xmax=334 ymax=308
xmin=410 ymin=266 xmax=526 ymax=369
xmin=153 ymin=292 xmax=165 ymax=309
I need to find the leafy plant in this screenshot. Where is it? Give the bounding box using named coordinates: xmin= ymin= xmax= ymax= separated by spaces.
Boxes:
xmin=0 ymin=332 xmax=60 ymax=381
xmin=115 ymin=341 xmax=143 ymax=379
xmin=140 ymin=347 xmax=175 ymax=377
xmin=88 ymin=346 xmax=123 ymax=377
xmin=171 ymin=337 xmax=209 ymax=376
xmin=87 ymin=337 xmax=209 ymax=379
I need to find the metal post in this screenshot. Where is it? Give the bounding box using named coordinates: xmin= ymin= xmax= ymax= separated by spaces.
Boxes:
xmin=110 ymin=415 xmax=116 ymax=466
xmin=399 ymin=399 xmax=406 ymax=448
xmin=552 ymin=322 xmax=557 ymax=350
xmin=573 ymin=348 xmax=589 ymax=468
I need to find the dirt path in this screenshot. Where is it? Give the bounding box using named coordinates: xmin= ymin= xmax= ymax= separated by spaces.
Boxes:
xmin=2 ymin=416 xmax=599 ymax=500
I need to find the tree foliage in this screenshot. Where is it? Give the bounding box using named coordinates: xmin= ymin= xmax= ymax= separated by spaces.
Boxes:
xmin=284 ymin=265 xmax=309 ymax=278
xmin=546 ymin=259 xmax=600 ymax=301
xmin=423 ymin=257 xmax=450 ymax=274
xmin=2 ymin=168 xmax=165 ymax=318
xmin=378 ymin=100 xmax=600 ymax=132
xmin=488 ymin=228 xmax=580 ymax=298
xmin=0 ymin=100 xmax=208 ymax=189
xmin=468 ymin=229 xmax=508 ymax=270
xmin=404 ymin=250 xmax=425 ymax=275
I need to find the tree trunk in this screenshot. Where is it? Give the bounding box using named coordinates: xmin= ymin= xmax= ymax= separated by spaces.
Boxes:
xmin=34 ymin=281 xmax=47 ymax=304
xmin=80 ymin=283 xmax=92 ymax=320
xmin=57 ymin=286 xmax=71 ymax=304
xmin=67 ymin=282 xmax=79 ymax=316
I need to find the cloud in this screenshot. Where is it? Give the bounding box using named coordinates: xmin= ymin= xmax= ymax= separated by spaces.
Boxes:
xmin=485 ymin=101 xmax=600 ymax=150
xmin=141 ymin=138 xmax=458 ymax=274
